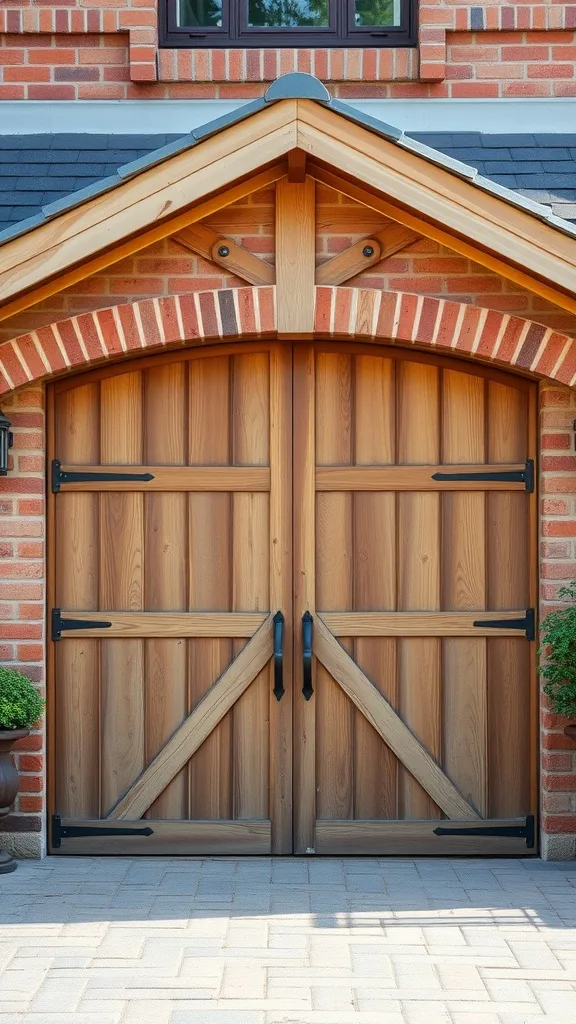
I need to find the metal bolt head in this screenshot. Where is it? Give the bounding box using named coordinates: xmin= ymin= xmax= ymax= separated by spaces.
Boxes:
xmin=362 ymin=245 xmax=375 ymax=258
xmin=217 ymin=245 xmax=230 ymax=258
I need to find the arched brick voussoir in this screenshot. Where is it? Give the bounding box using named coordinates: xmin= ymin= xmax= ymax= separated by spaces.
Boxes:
xmin=315 ymin=286 xmax=576 ymax=387
xmin=2 ymin=285 xmax=576 ymax=394
xmin=0 ymin=286 xmax=277 ymax=395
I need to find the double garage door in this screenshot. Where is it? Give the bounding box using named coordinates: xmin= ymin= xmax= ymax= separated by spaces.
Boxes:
xmin=49 ymin=341 xmax=537 ymax=856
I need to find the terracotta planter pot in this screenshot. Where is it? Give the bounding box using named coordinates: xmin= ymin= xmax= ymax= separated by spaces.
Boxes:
xmin=564 ymin=723 xmax=576 ymax=743
xmin=0 ymin=728 xmax=29 ymax=874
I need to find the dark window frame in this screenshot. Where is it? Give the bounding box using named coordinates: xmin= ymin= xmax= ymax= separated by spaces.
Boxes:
xmin=159 ymin=0 xmax=418 ymax=48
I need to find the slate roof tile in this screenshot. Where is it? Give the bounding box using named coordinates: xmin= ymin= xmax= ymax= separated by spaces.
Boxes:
xmin=1 ymin=123 xmax=576 ymax=238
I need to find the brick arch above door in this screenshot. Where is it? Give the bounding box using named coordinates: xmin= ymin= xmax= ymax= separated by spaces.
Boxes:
xmin=1 ymin=285 xmax=575 ymax=394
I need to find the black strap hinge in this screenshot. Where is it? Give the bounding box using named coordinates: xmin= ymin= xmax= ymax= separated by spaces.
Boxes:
xmin=473 ymin=608 xmax=535 ymax=641
xmin=432 ymin=459 xmax=534 ymax=492
xmin=434 ymin=814 xmax=535 ymax=849
xmin=52 ymin=607 xmax=112 ymax=641
xmin=52 ymin=815 xmax=154 ymax=849
xmin=52 ymin=459 xmax=155 ymax=493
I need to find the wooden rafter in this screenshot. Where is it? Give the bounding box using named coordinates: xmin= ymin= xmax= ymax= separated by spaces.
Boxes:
xmin=174 ymin=223 xmax=275 ymax=286
xmin=0 ymin=165 xmax=287 ymax=325
xmin=316 ymin=222 xmax=419 ymax=286
xmin=309 ymin=164 xmax=576 ymax=318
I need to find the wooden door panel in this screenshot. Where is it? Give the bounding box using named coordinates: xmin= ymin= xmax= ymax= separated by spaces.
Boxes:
xmin=50 ymin=345 xmax=291 ymax=855
xmin=294 ymin=343 xmax=537 ymax=856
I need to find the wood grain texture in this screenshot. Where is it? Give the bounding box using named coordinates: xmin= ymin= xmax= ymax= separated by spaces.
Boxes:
xmin=174 ymin=223 xmax=275 ymax=285
xmin=188 ymin=356 xmax=233 ymax=821
xmin=53 ymin=819 xmax=272 ymax=856
xmin=269 ymin=344 xmax=293 ymax=853
xmin=314 ymin=616 xmax=479 ymax=821
xmin=315 ymin=352 xmax=354 ymax=822
xmin=108 ymin=614 xmax=274 ymax=821
xmin=143 ymin=362 xmax=188 ymax=819
xmin=293 ymin=344 xmax=317 ymax=853
xmin=487 ymin=381 xmax=531 ymax=818
xmin=57 ymin=612 xmax=267 ymax=638
xmin=397 ymin=360 xmax=442 ymax=820
xmin=232 ymin=353 xmax=271 ymax=820
xmin=316 ymin=464 xmax=528 ymax=491
xmin=54 ymin=383 xmax=100 ymax=818
xmin=316 ymin=237 xmax=382 ymax=286
xmin=320 ymin=612 xmax=530 ymax=637
xmin=276 ymin=176 xmax=315 ymax=334
xmin=56 ymin=466 xmax=270 ymax=492
xmin=442 ymin=368 xmax=487 ymax=816
xmin=99 ymin=372 xmax=145 ymax=816
xmin=315 ymin=819 xmax=531 ymax=856
xmin=353 ymin=354 xmax=398 ymax=819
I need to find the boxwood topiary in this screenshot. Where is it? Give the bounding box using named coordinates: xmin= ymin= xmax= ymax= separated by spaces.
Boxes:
xmin=0 ymin=667 xmax=45 ymax=730
xmin=540 ymin=581 xmax=576 ymax=720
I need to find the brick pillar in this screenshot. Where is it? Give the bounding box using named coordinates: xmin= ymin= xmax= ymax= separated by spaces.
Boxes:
xmin=0 ymin=384 xmax=45 ymax=859
xmin=540 ymin=382 xmax=576 ymax=860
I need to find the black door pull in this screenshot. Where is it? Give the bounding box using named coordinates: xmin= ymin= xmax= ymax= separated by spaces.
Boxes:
xmin=273 ymin=611 xmax=285 ymax=701
xmin=302 ymin=611 xmax=314 ymax=701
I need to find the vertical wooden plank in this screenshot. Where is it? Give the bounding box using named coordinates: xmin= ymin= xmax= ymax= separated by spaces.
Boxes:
xmin=276 ymin=176 xmax=315 ymax=335
xmin=315 ymin=352 xmax=354 ymax=821
xmin=487 ymin=381 xmax=530 ymax=817
xmin=188 ymin=355 xmax=232 ymax=820
xmin=528 ymin=386 xmax=539 ymax=822
xmin=100 ymin=372 xmax=144 ymax=815
xmin=442 ymin=368 xmax=487 ymax=816
xmin=144 ymin=362 xmax=187 ymax=819
xmin=293 ymin=343 xmax=316 ymax=853
xmin=232 ymin=352 xmax=270 ymax=819
xmin=397 ymin=360 xmax=441 ymax=819
xmin=54 ymin=383 xmax=100 ymax=817
xmin=269 ymin=344 xmax=293 ymax=853
xmin=353 ymin=355 xmax=398 ymax=819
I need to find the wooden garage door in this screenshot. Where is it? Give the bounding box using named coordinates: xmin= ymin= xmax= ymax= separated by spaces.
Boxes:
xmin=48 ymin=343 xmax=292 ymax=855
xmin=49 ymin=341 xmax=537 ymax=856
xmin=293 ymin=344 xmax=537 ymax=856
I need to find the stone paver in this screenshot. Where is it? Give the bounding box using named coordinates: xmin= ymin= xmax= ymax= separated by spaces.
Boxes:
xmin=0 ymin=858 xmax=575 ymax=1021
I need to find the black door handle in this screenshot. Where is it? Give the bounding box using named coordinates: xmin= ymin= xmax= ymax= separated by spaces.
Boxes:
xmin=302 ymin=611 xmax=314 ymax=701
xmin=273 ymin=611 xmax=285 ymax=701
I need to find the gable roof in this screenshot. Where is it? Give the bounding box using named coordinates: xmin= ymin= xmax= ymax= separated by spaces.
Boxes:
xmin=2 ymin=129 xmax=576 ymax=235
xmin=0 ymin=73 xmax=576 ymax=325
xmin=0 ymin=73 xmax=575 ymax=248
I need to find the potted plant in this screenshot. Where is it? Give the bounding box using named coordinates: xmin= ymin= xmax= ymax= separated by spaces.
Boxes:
xmin=0 ymin=667 xmax=45 ymax=873
xmin=540 ymin=581 xmax=576 ymax=743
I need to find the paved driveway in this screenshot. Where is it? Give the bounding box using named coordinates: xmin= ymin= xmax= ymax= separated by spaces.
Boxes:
xmin=0 ymin=857 xmax=575 ymax=1022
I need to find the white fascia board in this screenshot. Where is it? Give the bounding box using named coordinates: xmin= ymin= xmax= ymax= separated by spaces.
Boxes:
xmin=0 ymin=97 xmax=574 ymax=134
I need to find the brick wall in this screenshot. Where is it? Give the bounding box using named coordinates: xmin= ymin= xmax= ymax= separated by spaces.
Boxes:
xmin=540 ymin=384 xmax=576 ymax=860
xmin=1 ymin=3 xmax=576 ymax=97
xmin=0 ymin=385 xmax=45 ymax=859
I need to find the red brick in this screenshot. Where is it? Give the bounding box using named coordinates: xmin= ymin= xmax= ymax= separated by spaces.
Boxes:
xmin=543 ymin=752 xmax=574 ymax=771
xmin=17 ymin=775 xmax=42 ymax=793
xmin=543 ymin=814 xmax=576 ymax=833
xmin=544 ymin=773 xmax=576 ymax=792
xmin=18 ymin=796 xmax=43 ymax=813
xmin=542 ymin=433 xmax=571 ymax=450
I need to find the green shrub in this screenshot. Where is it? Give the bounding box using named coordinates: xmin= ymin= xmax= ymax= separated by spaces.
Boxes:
xmin=0 ymin=667 xmax=45 ymax=730
xmin=540 ymin=581 xmax=576 ymax=719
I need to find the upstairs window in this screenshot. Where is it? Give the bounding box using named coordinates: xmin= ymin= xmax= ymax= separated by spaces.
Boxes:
xmin=160 ymin=0 xmax=416 ymax=47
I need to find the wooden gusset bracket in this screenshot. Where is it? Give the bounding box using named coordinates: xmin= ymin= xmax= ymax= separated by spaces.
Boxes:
xmin=316 ymin=221 xmax=420 ymax=286
xmin=287 ymin=149 xmax=307 ymax=183
xmin=174 ymin=223 xmax=275 ymax=286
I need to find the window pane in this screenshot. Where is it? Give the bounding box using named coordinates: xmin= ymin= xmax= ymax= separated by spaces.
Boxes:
xmin=247 ymin=0 xmax=329 ymax=28
xmin=177 ymin=0 xmax=223 ymax=27
xmin=354 ymin=0 xmax=400 ymax=27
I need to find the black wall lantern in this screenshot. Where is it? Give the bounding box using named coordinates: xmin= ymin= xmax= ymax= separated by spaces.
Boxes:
xmin=0 ymin=410 xmax=13 ymax=476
